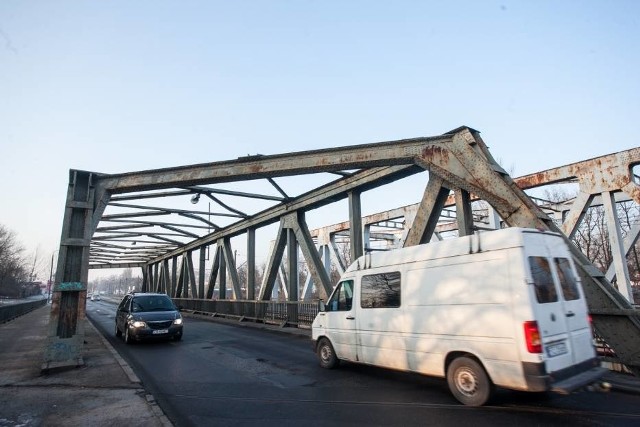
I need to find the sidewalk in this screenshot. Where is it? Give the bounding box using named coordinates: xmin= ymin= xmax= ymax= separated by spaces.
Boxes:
xmin=0 ymin=304 xmax=172 ymax=427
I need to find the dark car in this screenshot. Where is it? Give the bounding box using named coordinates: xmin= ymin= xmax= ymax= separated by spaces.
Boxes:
xmin=115 ymin=292 xmax=183 ymax=344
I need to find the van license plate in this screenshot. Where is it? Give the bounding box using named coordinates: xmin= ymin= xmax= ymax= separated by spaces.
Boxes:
xmin=546 ymin=341 xmax=568 ymax=357
xmin=152 ymin=329 xmax=169 ymax=335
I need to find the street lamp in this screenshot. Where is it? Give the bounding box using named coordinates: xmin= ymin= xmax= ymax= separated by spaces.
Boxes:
xmin=48 ymin=249 xmax=59 ymax=303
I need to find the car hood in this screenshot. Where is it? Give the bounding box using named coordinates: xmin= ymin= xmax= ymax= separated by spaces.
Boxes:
xmin=131 ymin=311 xmax=180 ymax=322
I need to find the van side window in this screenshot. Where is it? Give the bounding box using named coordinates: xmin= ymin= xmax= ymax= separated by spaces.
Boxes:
xmin=528 ymin=257 xmax=558 ymax=304
xmin=361 ymin=272 xmax=401 ymax=309
xmin=555 ymin=258 xmax=580 ymax=301
xmin=326 ymin=280 xmax=354 ymax=312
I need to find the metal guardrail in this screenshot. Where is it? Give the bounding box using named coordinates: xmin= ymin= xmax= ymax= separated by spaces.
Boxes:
xmin=0 ymin=298 xmax=47 ymax=323
xmin=591 ymin=308 xmax=640 ymax=374
xmin=173 ymin=299 xmax=319 ymax=328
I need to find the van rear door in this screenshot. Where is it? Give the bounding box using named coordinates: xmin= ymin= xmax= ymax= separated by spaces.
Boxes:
xmin=526 ymin=233 xmax=595 ymax=374
xmin=551 ymin=256 xmax=594 ymax=365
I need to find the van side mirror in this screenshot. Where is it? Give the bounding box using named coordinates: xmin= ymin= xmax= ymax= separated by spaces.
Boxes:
xmin=318 ymin=300 xmax=326 ymax=312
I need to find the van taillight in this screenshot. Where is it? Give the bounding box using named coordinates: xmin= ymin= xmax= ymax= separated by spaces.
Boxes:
xmin=524 ymin=321 xmax=542 ymax=353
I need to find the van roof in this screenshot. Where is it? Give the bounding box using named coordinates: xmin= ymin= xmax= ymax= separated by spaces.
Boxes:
xmin=347 ymin=227 xmax=563 ymax=272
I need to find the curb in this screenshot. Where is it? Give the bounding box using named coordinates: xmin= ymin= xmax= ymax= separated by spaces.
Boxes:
xmin=86 ymin=318 xmax=174 ymax=427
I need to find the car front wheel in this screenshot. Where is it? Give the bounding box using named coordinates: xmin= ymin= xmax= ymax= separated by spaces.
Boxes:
xmin=115 ymin=323 xmax=122 ymax=337
xmin=124 ymin=326 xmax=134 ymax=344
xmin=317 ymin=338 xmax=339 ymax=369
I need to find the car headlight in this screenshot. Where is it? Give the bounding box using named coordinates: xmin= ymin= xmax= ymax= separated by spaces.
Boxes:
xmin=173 ymin=318 xmax=183 ymax=325
xmin=131 ymin=320 xmax=147 ymax=328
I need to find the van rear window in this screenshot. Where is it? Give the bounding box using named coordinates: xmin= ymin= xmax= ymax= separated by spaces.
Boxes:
xmin=555 ymin=258 xmax=580 ymax=301
xmin=361 ymin=272 xmax=401 ymax=309
xmin=528 ymin=257 xmax=558 ymax=304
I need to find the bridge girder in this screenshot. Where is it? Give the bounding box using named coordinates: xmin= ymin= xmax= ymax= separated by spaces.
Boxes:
xmin=45 ymin=126 xmax=640 ymax=375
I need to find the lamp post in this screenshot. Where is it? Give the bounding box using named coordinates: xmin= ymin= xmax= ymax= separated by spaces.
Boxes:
xmin=48 ymin=250 xmax=59 ymax=303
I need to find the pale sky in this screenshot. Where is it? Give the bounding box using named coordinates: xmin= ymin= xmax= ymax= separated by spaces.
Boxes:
xmin=1 ymin=1 xmax=639 ymax=279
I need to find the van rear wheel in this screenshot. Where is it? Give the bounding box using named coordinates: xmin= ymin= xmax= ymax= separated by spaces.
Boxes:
xmin=317 ymin=338 xmax=339 ymax=369
xmin=447 ymin=357 xmax=493 ymax=406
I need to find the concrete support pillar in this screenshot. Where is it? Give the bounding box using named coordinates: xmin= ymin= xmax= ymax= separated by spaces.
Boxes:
xmin=43 ymin=171 xmax=95 ymax=371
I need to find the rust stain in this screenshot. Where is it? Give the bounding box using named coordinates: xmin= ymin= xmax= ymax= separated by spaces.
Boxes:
xmin=317 ymin=157 xmax=331 ymax=166
xmin=249 ymin=164 xmax=265 ymax=174
xmin=612 ymin=175 xmax=630 ymax=189
xmin=421 ymin=146 xmax=449 ymax=163
xmin=514 ymin=172 xmax=549 ymax=188
xmin=355 ymin=152 xmax=372 ymax=162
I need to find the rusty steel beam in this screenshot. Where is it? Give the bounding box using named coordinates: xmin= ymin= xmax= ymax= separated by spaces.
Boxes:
xmin=514 ymin=148 xmax=640 ymax=194
xmin=142 ymin=165 xmax=421 ymax=263
xmin=89 ymin=262 xmax=146 ymax=269
xmin=95 ymin=135 xmax=452 ymax=193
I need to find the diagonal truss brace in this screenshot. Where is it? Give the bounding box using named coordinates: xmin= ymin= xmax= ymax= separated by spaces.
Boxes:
xmin=259 ymin=212 xmax=333 ymax=301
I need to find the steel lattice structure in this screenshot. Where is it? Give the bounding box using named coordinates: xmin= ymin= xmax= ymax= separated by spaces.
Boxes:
xmin=43 ymin=126 xmax=640 ymax=376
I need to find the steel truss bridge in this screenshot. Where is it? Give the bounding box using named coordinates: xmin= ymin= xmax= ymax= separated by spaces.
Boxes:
xmin=44 ymin=126 xmax=640 ymax=376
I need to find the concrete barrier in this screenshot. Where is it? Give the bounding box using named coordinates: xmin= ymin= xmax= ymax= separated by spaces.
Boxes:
xmin=0 ymin=298 xmax=47 ymax=323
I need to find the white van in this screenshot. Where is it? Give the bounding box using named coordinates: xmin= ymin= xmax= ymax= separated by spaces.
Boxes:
xmin=312 ymin=227 xmax=606 ymax=406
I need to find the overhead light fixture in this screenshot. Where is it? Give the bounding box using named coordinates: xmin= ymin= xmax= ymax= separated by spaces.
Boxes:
xmin=190 ymin=193 xmax=200 ymax=204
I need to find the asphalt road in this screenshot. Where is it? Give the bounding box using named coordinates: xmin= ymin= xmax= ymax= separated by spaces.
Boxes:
xmin=86 ymin=299 xmax=640 ymax=427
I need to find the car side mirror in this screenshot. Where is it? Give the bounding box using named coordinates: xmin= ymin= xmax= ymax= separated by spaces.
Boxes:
xmin=318 ymin=300 xmax=326 ymax=312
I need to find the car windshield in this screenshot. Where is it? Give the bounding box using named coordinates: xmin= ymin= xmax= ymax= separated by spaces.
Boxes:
xmin=131 ymin=296 xmax=175 ymax=312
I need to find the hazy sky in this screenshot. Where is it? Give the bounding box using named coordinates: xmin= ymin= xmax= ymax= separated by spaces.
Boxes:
xmin=1 ymin=1 xmax=639 ymax=277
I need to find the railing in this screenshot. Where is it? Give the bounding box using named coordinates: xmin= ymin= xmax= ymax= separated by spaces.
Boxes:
xmin=173 ymin=299 xmax=320 ymax=328
xmin=0 ymin=298 xmax=48 ymax=323
xmin=592 ymin=325 xmax=636 ymax=374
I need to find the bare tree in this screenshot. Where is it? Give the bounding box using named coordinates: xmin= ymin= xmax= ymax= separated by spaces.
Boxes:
xmin=329 ymin=241 xmax=351 ymax=286
xmin=544 ymin=188 xmax=640 ymax=301
xmin=573 ymin=206 xmax=611 ymax=271
xmin=618 ymin=201 xmax=640 ymax=283
xmin=0 ymin=224 xmax=29 ymax=297
xmin=27 ymin=246 xmax=43 ymax=282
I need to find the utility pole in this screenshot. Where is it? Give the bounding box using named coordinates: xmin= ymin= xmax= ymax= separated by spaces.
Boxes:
xmin=47 ymin=250 xmax=58 ymax=304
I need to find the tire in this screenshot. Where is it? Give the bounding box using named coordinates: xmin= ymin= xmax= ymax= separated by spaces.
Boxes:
xmin=115 ymin=323 xmax=122 ymax=337
xmin=317 ymin=338 xmax=339 ymax=369
xmin=447 ymin=356 xmax=493 ymax=406
xmin=173 ymin=333 xmax=182 ymax=341
xmin=124 ymin=326 xmax=134 ymax=344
